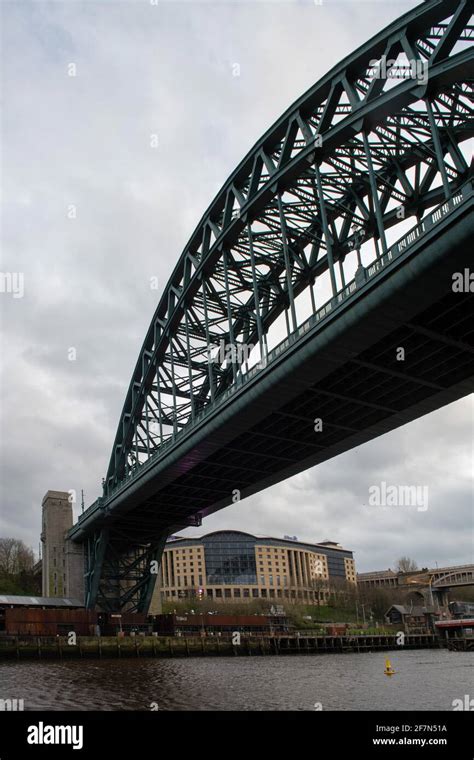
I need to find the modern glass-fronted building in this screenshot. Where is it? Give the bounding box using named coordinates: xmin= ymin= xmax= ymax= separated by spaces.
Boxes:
xmin=159 ymin=530 xmax=356 ymax=605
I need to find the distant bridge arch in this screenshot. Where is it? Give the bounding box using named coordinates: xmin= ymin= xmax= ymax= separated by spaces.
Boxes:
xmin=432 ymin=567 xmax=474 ymax=587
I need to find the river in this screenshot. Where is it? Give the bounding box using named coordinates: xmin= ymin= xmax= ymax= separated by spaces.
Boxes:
xmin=0 ymin=649 xmax=471 ymax=711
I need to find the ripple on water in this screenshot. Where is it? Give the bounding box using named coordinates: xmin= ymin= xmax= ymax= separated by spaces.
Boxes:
xmin=0 ymin=650 xmax=471 ymax=711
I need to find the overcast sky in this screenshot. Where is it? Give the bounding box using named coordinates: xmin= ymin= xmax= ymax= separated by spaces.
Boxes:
xmin=1 ymin=0 xmax=472 ymax=573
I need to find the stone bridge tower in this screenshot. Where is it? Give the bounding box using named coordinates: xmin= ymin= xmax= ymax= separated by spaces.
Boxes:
xmin=41 ymin=490 xmax=85 ymax=602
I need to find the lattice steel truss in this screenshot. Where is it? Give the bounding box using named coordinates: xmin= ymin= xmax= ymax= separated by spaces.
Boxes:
xmin=104 ymin=0 xmax=473 ymax=498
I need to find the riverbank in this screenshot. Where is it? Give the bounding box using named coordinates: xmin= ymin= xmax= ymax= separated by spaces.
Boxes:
xmin=0 ymin=633 xmax=442 ymax=660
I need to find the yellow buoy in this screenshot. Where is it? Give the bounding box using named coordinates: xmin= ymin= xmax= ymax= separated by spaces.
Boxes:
xmin=384 ymin=658 xmax=396 ymax=676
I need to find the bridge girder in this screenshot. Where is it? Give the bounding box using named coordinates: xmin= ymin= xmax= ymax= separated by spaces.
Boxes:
xmin=104 ymin=0 xmax=473 ymax=492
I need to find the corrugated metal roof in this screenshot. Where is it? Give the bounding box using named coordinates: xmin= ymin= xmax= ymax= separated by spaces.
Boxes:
xmin=0 ymin=595 xmax=84 ymax=608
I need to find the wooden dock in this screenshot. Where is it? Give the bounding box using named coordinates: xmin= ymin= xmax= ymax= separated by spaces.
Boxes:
xmin=0 ymin=633 xmax=442 ymax=660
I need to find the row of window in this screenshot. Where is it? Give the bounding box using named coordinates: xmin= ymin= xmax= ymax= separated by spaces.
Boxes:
xmin=163 ymin=588 xmax=331 ymax=600
xmin=257 ymin=548 xmax=286 ymax=554
xmin=168 ymin=549 xmax=203 ymax=556
xmin=173 ymin=576 xmax=205 ymax=587
xmin=175 ymin=563 xmax=203 ymax=569
xmin=173 ymin=559 xmax=297 ymax=570
xmin=259 ymin=561 xmax=287 ymax=568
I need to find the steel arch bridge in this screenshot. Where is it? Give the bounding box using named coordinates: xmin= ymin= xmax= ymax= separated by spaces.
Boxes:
xmin=431 ymin=565 xmax=474 ymax=588
xmin=70 ymin=0 xmax=474 ymax=613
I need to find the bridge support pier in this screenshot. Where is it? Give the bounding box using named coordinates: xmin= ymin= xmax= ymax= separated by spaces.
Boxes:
xmin=84 ymin=529 xmax=167 ymax=614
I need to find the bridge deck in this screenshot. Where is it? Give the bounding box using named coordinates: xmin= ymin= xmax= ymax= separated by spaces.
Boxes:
xmin=71 ymin=187 xmax=473 ymax=545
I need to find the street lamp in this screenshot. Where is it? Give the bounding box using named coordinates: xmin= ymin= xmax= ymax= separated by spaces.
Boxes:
xmin=428 ymin=576 xmax=435 ymax=608
xmin=351 ymin=226 xmax=364 ymax=268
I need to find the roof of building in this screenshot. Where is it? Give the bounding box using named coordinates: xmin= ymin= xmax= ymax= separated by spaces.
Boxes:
xmin=165 ymin=530 xmax=350 ymax=553
xmin=0 ymin=595 xmax=84 ymax=608
xmin=386 ymin=604 xmax=436 ymax=616
xmin=357 ymin=569 xmax=398 ymax=579
xmin=435 ymin=618 xmax=474 ymax=628
xmin=41 ymin=490 xmax=70 ymax=505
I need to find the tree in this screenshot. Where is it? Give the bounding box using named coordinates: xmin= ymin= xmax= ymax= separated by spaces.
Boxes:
xmin=396 ymin=556 xmax=418 ymax=573
xmin=0 ymin=538 xmax=35 ymax=575
xmin=0 ymin=538 xmax=38 ymax=595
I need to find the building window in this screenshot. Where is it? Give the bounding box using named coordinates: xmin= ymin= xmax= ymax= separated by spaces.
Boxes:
xmin=234 ymin=589 xmax=241 ymax=598
xmin=252 ymin=589 xmax=259 ymax=598
xmin=260 ymin=575 xmax=265 ymax=585
xmin=207 ymin=589 xmax=213 ymax=598
xmin=215 ymin=589 xmax=222 ymax=598
xmin=204 ymin=532 xmax=258 ymax=586
xmin=224 ymin=589 xmax=232 ymax=598
xmin=269 ymin=575 xmax=273 ymax=586
xmin=243 ymin=588 xmax=250 ymax=598
xmin=261 ymin=589 xmax=267 ymax=598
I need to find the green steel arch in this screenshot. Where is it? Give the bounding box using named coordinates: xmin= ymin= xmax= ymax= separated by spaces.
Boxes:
xmin=104 ymin=0 xmax=473 ymax=496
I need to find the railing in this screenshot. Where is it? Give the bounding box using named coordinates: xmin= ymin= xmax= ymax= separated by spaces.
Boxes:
xmin=77 ymin=183 xmax=471 ymax=522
